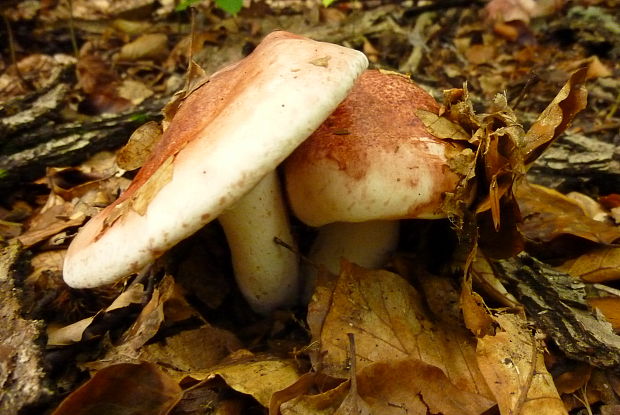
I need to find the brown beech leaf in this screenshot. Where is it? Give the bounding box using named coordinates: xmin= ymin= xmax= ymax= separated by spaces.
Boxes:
xmin=523 ymin=67 xmax=588 ymax=165
xmin=553 ymin=362 xmax=591 ymax=395
xmin=139 ymin=325 xmax=242 ymax=376
xmin=17 ymin=194 xmax=85 ymax=248
xmin=116 ymin=121 xmax=163 ymax=171
xmin=187 ymin=354 xmax=301 ymax=408
xmin=89 ymin=274 xmax=235 ymax=374
xmin=356 ymin=359 xmax=495 ymax=415
xmin=557 ymin=245 xmax=620 ymax=283
xmin=51 ymin=362 xmax=182 ymax=415
xmin=116 ymin=33 xmax=169 ymax=62
xmin=477 ymin=313 xmax=567 ymax=415
xmin=567 ymin=191 xmax=611 ymax=223
xmin=516 ymin=181 xmax=620 ymax=245
xmin=307 ymin=261 xmax=494 ymax=404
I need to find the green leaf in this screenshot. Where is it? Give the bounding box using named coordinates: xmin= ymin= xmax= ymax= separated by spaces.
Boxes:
xmin=128 ymin=113 xmax=149 ymax=123
xmin=322 ymin=0 xmax=336 ymax=6
xmin=175 ymin=0 xmax=201 ymax=12
xmin=215 ymin=0 xmax=243 ymax=14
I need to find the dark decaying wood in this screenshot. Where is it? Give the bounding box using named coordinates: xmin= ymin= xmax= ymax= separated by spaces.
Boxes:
xmin=0 ymin=242 xmax=51 ymax=414
xmin=528 ymin=132 xmax=620 ymax=195
xmin=492 ymin=253 xmax=620 ymax=370
xmin=0 ymin=92 xmax=167 ymax=190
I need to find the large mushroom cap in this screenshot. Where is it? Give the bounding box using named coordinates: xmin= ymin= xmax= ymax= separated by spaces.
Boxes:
xmin=284 ymin=69 xmax=464 ymax=227
xmin=63 ymin=31 xmax=368 ymax=289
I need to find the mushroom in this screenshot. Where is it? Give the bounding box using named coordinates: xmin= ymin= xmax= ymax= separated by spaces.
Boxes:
xmin=63 ymin=31 xmax=368 ymax=314
xmin=284 ymin=70 xmax=467 ymax=280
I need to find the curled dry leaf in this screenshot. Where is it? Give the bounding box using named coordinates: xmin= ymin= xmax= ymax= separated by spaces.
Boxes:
xmin=47 ymin=283 xmax=145 ymax=346
xmin=416 ymin=109 xmax=471 ymax=141
xmin=477 ymin=313 xmax=567 ymax=415
xmin=523 ymin=67 xmax=588 ymax=165
xmin=307 ymin=261 xmax=495 ymax=408
xmin=460 ymin=276 xmax=498 ymax=338
xmin=116 ymin=33 xmax=169 ymax=62
xmin=83 ymin=275 xmax=240 ymax=376
xmin=568 ymin=191 xmax=612 ymax=223
xmin=516 ymin=181 xmax=620 ymax=245
xmin=51 ymin=362 xmax=182 ymax=415
xmin=17 ymin=193 xmax=85 ymax=248
xmin=116 ymin=121 xmax=163 ymax=171
xmin=474 ymin=93 xmax=526 ymax=232
xmin=431 ymin=86 xmax=527 ymax=257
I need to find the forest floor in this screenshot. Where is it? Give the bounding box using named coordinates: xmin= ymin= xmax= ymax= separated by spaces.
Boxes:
xmin=1 ymin=1 xmax=619 ymax=414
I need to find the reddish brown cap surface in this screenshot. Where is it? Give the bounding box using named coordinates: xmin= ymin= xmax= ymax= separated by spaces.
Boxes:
xmin=285 ymin=70 xmax=464 ymax=226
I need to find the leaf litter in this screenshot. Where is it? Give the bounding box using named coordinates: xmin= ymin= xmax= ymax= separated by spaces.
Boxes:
xmin=1 ymin=1 xmax=620 ymax=414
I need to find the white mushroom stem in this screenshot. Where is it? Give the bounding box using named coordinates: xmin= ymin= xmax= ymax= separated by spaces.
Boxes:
xmin=303 ymin=220 xmax=400 ymax=298
xmin=218 ymin=171 xmax=299 ymax=314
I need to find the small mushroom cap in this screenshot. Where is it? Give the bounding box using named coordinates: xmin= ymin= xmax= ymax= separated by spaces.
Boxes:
xmin=63 ymin=31 xmax=368 ymax=288
xmin=284 ymin=70 xmax=464 ymax=227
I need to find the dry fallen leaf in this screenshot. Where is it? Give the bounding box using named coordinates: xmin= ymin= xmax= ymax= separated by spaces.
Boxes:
xmin=116 ymin=121 xmax=163 ymax=171
xmin=116 ymin=33 xmax=169 ymax=62
xmin=307 ymin=261 xmax=495 ymax=409
xmin=523 ymin=67 xmax=588 ymax=165
xmin=469 ymin=251 xmax=519 ymax=308
xmin=51 ymin=362 xmax=182 ymax=415
xmin=557 ymin=245 xmax=620 ymax=283
xmin=461 ymin=277 xmax=497 ymax=337
xmin=516 ymin=181 xmax=620 ymax=245
xmin=187 ymin=354 xmax=302 ymax=408
xmin=117 ymin=79 xmax=154 ymax=105
xmin=477 ymin=313 xmax=567 ymax=415
xmin=279 ymin=378 xmax=350 ymax=415
xmin=17 ymin=194 xmax=85 ymax=248
xmin=140 ymin=325 xmax=242 ymax=375
xmin=356 ymin=358 xmax=495 ymax=415
xmin=47 ymin=283 xmax=145 ymax=346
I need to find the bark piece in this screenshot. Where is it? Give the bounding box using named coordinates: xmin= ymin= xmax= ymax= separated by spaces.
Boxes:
xmin=492 ymin=253 xmax=620 ymax=369
xmin=0 ymin=242 xmax=51 ymax=414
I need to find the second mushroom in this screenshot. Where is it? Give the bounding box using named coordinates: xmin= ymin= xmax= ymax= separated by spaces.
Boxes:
xmin=284 ymin=70 xmax=469 ymax=286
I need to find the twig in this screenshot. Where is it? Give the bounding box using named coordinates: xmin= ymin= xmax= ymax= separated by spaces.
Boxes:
xmin=67 ymin=0 xmax=79 ymax=58
xmin=2 ymin=14 xmax=35 ymax=91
